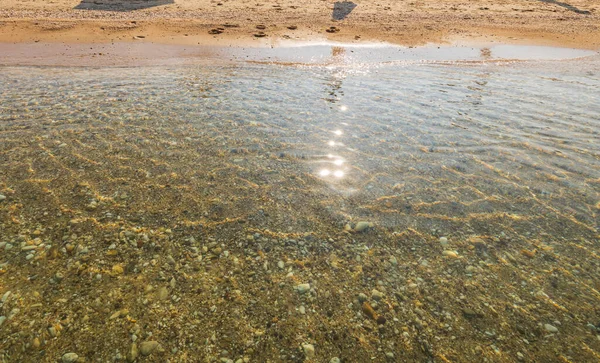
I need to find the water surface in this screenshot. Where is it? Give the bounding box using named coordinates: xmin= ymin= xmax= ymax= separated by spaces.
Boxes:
xmin=1 ymin=49 xmax=600 ymax=362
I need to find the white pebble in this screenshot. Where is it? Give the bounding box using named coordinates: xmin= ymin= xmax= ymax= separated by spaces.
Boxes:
xmin=439 ymin=237 xmax=449 ymax=246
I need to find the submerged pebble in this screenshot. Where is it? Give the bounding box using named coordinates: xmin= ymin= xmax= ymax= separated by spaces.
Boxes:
xmin=358 ymin=292 xmax=368 ymax=303
xmin=139 ymin=341 xmax=161 ymax=356
xmin=442 ymin=250 xmax=459 ymax=258
xmin=371 ymin=289 xmax=384 ymax=300
xmin=354 ymin=221 xmax=374 ymax=232
xmin=157 ymin=286 xmax=169 ymax=300
xmin=127 ymin=343 xmax=138 ymax=362
xmin=296 ymin=283 xmax=310 ymax=293
xmin=302 ymin=344 xmax=315 ymax=358
xmin=61 ymin=353 xmax=79 ymax=363
xmin=439 ymin=237 xmax=449 ymax=246
xmin=362 ymin=302 xmax=378 ymax=320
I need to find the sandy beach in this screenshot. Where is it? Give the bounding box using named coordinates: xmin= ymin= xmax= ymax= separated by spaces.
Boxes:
xmin=0 ymin=0 xmax=599 ymax=49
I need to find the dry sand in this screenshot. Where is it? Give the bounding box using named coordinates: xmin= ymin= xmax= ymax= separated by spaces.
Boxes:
xmin=0 ymin=0 xmax=599 ymax=49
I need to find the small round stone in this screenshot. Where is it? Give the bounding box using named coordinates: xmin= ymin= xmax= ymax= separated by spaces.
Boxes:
xmin=139 ymin=341 xmax=160 ymax=356
xmin=358 ymin=293 xmax=368 ymax=303
xmin=302 ymin=344 xmax=315 ymax=358
xmin=354 ymin=221 xmax=373 ymax=232
xmin=61 ymin=352 xmax=79 ymax=363
xmin=296 ymin=283 xmax=310 ymax=293
xmin=371 ymin=289 xmax=384 ymax=300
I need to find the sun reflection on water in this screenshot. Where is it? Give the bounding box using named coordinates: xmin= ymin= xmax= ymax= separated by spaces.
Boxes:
xmin=319 ymin=169 xmax=331 ymax=177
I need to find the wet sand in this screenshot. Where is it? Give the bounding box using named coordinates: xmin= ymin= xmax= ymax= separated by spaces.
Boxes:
xmin=0 ymin=41 xmax=596 ymax=67
xmin=0 ymin=0 xmax=599 ymax=50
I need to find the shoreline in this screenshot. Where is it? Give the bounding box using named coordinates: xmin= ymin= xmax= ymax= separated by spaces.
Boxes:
xmin=0 ymin=41 xmax=597 ymax=68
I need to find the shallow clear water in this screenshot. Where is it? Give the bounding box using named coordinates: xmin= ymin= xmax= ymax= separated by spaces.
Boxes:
xmin=1 ymin=56 xmax=599 ymax=237
xmin=1 ymin=51 xmax=600 ymax=362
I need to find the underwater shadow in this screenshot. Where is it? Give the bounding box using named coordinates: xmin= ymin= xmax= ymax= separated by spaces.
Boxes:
xmin=332 ymin=1 xmax=357 ymax=20
xmin=539 ymin=0 xmax=591 ymax=14
xmin=75 ymin=0 xmax=174 ymax=11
